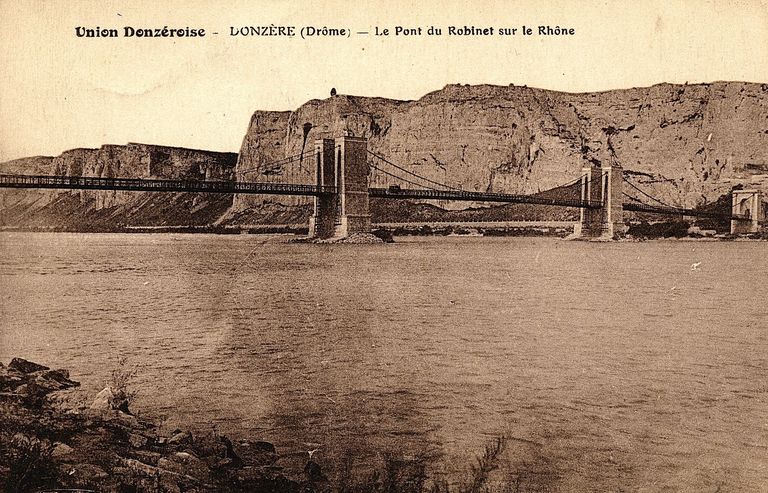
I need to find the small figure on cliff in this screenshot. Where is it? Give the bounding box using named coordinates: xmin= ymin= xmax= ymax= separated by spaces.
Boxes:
xmin=330 ymin=87 xmax=337 ymax=96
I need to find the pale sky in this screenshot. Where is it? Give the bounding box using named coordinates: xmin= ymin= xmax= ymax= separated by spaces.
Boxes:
xmin=1 ymin=0 xmax=767 ymax=162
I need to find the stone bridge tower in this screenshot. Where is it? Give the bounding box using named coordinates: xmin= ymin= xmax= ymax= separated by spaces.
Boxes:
xmin=572 ymin=164 xmax=625 ymax=239
xmin=731 ymin=189 xmax=763 ymax=234
xmin=308 ymin=136 xmax=372 ymax=239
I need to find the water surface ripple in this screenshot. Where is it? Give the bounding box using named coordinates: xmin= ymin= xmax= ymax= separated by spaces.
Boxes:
xmin=1 ymin=233 xmax=766 ymax=490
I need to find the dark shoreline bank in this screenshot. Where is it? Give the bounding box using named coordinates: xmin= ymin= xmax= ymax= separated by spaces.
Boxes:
xmin=1 ymin=358 xmax=526 ymax=493
xmin=1 ymin=358 xmax=321 ymax=492
xmin=1 ymin=223 xmax=765 ymax=240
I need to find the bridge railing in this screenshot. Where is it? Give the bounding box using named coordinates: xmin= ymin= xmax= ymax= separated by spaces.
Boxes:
xmin=0 ymin=174 xmax=336 ymax=196
xmin=622 ymin=201 xmax=747 ymax=220
xmin=368 ymin=186 xmax=602 ymax=209
xmin=0 ymin=173 xmax=753 ymax=221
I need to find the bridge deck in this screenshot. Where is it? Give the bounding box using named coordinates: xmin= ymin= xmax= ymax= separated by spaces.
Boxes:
xmin=0 ymin=174 xmax=335 ymax=197
xmin=368 ymin=187 xmax=600 ymax=209
xmin=622 ymin=202 xmax=746 ymax=220
xmin=0 ymin=174 xmax=748 ymax=220
xmin=0 ymin=174 xmax=598 ymax=208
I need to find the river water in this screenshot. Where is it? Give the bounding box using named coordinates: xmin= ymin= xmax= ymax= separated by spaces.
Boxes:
xmin=1 ymin=233 xmax=766 ymax=491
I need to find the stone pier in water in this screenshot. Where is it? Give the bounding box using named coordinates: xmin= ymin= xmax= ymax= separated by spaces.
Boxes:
xmin=308 ymin=136 xmax=372 ymax=240
xmin=731 ymin=189 xmax=763 ymax=234
xmin=572 ymin=164 xmax=625 ymax=239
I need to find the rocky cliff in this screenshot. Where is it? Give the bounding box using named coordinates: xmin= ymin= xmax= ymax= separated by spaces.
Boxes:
xmin=2 ymin=82 xmax=767 ymax=230
xmin=232 ymin=82 xmax=768 ymax=216
xmin=0 ymin=144 xmax=237 ymax=230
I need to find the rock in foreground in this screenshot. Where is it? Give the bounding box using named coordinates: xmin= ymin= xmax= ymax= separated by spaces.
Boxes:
xmin=0 ymin=358 xmax=323 ymax=493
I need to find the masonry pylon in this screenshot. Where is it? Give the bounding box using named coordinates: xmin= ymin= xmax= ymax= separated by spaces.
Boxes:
xmin=308 ymin=138 xmax=337 ymax=238
xmin=731 ymin=189 xmax=763 ymax=234
xmin=308 ymin=136 xmax=372 ymax=239
xmin=572 ymin=164 xmax=625 ymax=239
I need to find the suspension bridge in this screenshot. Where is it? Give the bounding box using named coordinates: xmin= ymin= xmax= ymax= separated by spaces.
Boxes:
xmin=0 ymin=135 xmax=763 ymax=239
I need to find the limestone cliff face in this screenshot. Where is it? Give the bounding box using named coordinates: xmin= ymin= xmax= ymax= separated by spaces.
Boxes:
xmin=3 ymin=82 xmax=767 ymax=230
xmin=0 ymin=144 xmax=237 ymax=229
xmin=50 ymin=143 xmax=237 ymax=209
xmin=232 ymin=97 xmax=403 ymax=211
xmin=51 ymin=143 xmax=236 ymax=181
xmin=0 ymin=156 xmax=55 ymax=175
xmin=235 ymin=82 xmax=768 ymax=210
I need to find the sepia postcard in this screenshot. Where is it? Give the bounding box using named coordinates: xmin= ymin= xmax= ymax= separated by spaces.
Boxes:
xmin=1 ymin=1 xmax=766 ymax=491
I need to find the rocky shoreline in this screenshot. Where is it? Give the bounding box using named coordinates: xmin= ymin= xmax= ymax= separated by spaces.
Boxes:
xmin=1 ymin=358 xmax=531 ymax=493
xmin=0 ymin=358 xmax=328 ymax=492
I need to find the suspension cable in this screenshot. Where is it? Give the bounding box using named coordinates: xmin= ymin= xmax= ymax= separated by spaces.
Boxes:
xmin=237 ymin=150 xmax=314 ymax=177
xmin=367 ymin=150 xmax=463 ymax=191
xmin=622 ymin=192 xmax=649 ymax=204
xmin=622 ymin=192 xmax=687 ymax=215
xmin=369 ymin=150 xmax=592 ymax=196
xmin=368 ymin=161 xmax=445 ymax=191
xmin=554 ymin=173 xmax=590 ymax=190
xmin=622 ymin=175 xmax=679 ymax=209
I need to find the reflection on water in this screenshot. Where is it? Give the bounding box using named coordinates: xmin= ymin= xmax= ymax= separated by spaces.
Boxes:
xmin=1 ymin=233 xmax=766 ymax=489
